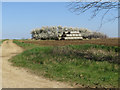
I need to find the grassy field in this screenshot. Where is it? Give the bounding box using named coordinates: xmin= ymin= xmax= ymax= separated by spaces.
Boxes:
xmin=10 ymin=39 xmax=119 ymax=88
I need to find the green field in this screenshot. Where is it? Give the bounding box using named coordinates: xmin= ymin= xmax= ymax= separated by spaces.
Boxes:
xmin=10 ymin=40 xmax=119 ymax=88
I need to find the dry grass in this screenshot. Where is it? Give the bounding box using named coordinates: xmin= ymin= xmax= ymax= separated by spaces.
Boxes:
xmin=87 ymin=48 xmax=118 ymax=56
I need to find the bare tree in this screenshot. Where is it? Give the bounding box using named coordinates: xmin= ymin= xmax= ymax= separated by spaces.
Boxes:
xmin=68 ymin=0 xmax=119 ymax=30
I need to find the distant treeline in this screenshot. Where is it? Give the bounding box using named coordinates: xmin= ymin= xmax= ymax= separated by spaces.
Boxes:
xmin=31 ymin=26 xmax=108 ymax=40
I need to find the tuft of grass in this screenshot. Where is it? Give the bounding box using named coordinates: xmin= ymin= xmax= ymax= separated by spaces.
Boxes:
xmin=10 ymin=40 xmax=119 ymax=88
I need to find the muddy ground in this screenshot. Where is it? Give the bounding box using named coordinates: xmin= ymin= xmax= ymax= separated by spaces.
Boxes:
xmin=20 ymin=38 xmax=119 ymax=46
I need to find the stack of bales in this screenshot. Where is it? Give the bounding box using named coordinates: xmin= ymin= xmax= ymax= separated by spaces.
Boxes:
xmin=59 ymin=30 xmax=83 ymax=40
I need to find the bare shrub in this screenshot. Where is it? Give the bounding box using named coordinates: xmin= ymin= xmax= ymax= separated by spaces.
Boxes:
xmin=88 ymin=32 xmax=108 ymax=39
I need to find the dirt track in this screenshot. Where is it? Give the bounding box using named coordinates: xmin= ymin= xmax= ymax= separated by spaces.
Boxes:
xmin=1 ymin=40 xmax=72 ymax=88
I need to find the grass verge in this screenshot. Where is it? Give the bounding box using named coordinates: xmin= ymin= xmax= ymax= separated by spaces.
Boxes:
xmin=0 ymin=39 xmax=9 ymax=45
xmin=10 ymin=40 xmax=119 ymax=88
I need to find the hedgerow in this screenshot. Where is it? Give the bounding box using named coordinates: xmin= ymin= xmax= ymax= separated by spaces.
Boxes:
xmin=31 ymin=26 xmax=108 ymax=40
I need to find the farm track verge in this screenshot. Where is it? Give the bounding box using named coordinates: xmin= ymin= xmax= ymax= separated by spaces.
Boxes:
xmin=1 ymin=40 xmax=72 ymax=88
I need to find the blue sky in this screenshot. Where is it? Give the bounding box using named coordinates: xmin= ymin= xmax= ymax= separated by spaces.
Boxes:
xmin=2 ymin=2 xmax=118 ymax=39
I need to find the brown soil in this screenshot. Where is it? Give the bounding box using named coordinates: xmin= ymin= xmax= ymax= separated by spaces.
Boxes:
xmin=1 ymin=40 xmax=73 ymax=88
xmin=21 ymin=38 xmax=119 ymax=47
